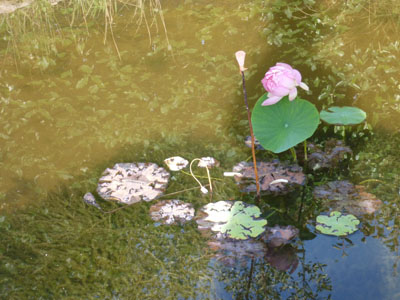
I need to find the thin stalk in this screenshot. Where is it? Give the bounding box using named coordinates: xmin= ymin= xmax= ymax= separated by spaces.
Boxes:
xmin=241 ymin=71 xmax=260 ymax=198
xmin=290 ymin=147 xmax=297 ymax=162
xmin=303 ymin=140 xmax=307 ymax=161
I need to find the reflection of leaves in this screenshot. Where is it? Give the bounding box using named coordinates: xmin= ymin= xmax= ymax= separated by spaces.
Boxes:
xmin=316 ymin=211 xmax=360 ymax=236
xmin=208 ymin=239 xmax=266 ymax=267
xmin=265 ymin=244 xmax=299 ymax=274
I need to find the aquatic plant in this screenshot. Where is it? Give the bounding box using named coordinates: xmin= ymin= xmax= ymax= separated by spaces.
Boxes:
xmin=313 ymin=181 xmax=382 ymax=216
xmin=252 ymin=96 xmax=319 ymax=154
xmin=231 ymin=160 xmax=306 ymax=195
xmin=149 ymin=199 xmax=195 ymax=225
xmin=196 ymin=201 xmax=267 ymax=240
xmin=316 ymin=211 xmax=360 ymax=236
xmin=235 ymin=50 xmax=261 ymax=197
xmin=320 ymin=107 xmax=367 ymax=126
xmin=252 ymin=63 xmax=319 ymax=154
xmin=164 ymin=156 xmax=189 ymax=171
xmin=261 ymin=63 xmax=309 ymax=106
xmin=307 ymin=139 xmax=352 ymax=171
xmin=97 ymin=163 xmax=170 ymax=204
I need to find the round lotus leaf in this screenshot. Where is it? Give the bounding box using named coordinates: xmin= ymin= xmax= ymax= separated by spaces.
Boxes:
xmin=252 ymin=94 xmax=320 ymax=153
xmin=320 ymin=106 xmax=366 ymax=125
xmin=316 ymin=211 xmax=360 ymax=236
xmin=196 ymin=201 xmax=267 ymax=240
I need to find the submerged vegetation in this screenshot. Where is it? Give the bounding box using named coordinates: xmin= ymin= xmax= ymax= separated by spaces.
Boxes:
xmin=0 ymin=0 xmax=168 ymax=63
xmin=1 ymin=0 xmax=400 ymax=298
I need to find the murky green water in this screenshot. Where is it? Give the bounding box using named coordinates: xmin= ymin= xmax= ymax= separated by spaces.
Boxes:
xmin=1 ymin=0 xmax=400 ymax=299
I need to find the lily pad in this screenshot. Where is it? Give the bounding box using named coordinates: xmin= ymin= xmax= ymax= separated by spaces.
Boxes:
xmin=252 ymin=95 xmax=320 ymax=153
xmin=232 ymin=160 xmax=306 ymax=195
xmin=307 ymin=139 xmax=352 ymax=170
xmin=164 ymin=156 xmax=189 ymax=171
xmin=320 ymin=106 xmax=366 ymax=125
xmin=149 ymin=200 xmax=195 ymax=225
xmin=196 ymin=201 xmax=267 ymax=240
xmin=197 ymin=157 xmax=220 ymax=168
xmin=316 ymin=211 xmax=360 ymax=236
xmin=314 ymin=181 xmax=382 ymax=215
xmin=97 ymin=163 xmax=170 ymax=204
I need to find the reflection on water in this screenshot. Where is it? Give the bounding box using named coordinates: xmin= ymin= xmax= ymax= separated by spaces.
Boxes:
xmin=1 ymin=0 xmax=400 ymax=299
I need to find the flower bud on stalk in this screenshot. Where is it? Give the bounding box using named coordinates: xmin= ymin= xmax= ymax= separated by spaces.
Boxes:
xmin=235 ymin=50 xmax=260 ymax=198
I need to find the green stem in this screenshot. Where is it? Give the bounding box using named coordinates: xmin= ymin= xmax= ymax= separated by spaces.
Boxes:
xmin=290 ymin=147 xmax=297 ymax=162
xmin=303 ymin=140 xmax=307 ymax=161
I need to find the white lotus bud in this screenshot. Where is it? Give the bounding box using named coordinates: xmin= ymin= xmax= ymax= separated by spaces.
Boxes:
xmin=235 ymin=50 xmax=248 ymax=72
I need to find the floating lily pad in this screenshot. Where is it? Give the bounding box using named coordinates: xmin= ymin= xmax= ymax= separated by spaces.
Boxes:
xmin=164 ymin=156 xmax=189 ymax=171
xmin=307 ymin=139 xmax=352 ymax=170
xmin=196 ymin=201 xmax=267 ymax=240
xmin=197 ymin=157 xmax=220 ymax=168
xmin=314 ymin=181 xmax=382 ymax=215
xmin=252 ymin=95 xmax=320 ymax=153
xmin=320 ymin=106 xmax=366 ymax=125
xmin=316 ymin=211 xmax=360 ymax=236
xmin=97 ymin=163 xmax=170 ymax=204
xmin=244 ymin=136 xmax=264 ymax=150
xmin=149 ymin=200 xmax=195 ymax=225
xmin=262 ymin=225 xmax=299 ymax=248
xmin=232 ymin=160 xmax=306 ymax=195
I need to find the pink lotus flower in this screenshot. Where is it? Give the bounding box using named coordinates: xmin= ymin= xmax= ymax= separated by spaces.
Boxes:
xmin=261 ymin=63 xmax=309 ymax=106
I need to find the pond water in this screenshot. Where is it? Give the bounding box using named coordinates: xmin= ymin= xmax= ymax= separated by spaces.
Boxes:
xmin=1 ymin=0 xmax=400 ymax=299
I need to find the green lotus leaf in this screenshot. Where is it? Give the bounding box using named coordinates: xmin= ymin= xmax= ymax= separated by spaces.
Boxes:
xmin=252 ymin=94 xmax=320 ymax=153
xmin=316 ymin=211 xmax=360 ymax=236
xmin=198 ymin=201 xmax=267 ymax=240
xmin=320 ymin=106 xmax=366 ymax=125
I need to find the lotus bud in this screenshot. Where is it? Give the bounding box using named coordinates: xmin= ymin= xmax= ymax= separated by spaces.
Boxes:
xmin=235 ymin=50 xmax=248 ymax=72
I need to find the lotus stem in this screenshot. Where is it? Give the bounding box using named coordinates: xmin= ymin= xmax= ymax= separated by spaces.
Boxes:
xmin=290 ymin=147 xmax=297 ymax=162
xmin=358 ymin=179 xmax=385 ymax=185
xmin=189 ymin=159 xmax=209 ymax=195
xmin=240 ymin=71 xmax=261 ymax=198
xmin=303 ymin=140 xmax=308 ymax=161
